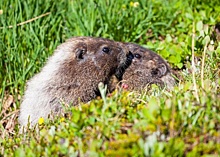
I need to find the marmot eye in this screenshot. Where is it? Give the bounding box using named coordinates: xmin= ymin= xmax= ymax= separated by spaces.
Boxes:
xmin=134 ymin=53 xmax=141 ymax=59
xmin=102 ymin=47 xmax=110 ymax=53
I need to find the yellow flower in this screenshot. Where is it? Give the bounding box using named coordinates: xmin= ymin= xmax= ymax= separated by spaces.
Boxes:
xmin=130 ymin=2 xmax=139 ymax=8
xmin=9 ymin=138 xmax=12 ymax=143
xmin=130 ymin=2 xmax=134 ymax=7
xmin=38 ymin=117 xmax=44 ymax=125
xmin=60 ymin=117 xmax=65 ymax=122
xmin=137 ymin=104 xmax=144 ymax=110
xmin=133 ymin=2 xmax=139 ymax=7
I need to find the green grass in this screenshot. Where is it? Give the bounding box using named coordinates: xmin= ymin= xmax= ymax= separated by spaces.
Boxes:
xmin=0 ymin=0 xmax=220 ymax=156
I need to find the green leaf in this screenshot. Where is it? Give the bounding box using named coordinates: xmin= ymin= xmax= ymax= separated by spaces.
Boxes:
xmin=165 ymin=34 xmax=172 ymax=42
xmin=168 ymin=55 xmax=181 ymax=64
xmin=185 ymin=13 xmax=193 ymax=20
xmin=160 ymin=49 xmax=170 ymax=58
xmin=203 ymin=35 xmax=210 ymax=45
xmin=72 ymin=110 xmax=80 ymax=123
xmin=162 ymin=109 xmax=171 ymax=121
xmin=196 ymin=21 xmax=203 ymax=31
xmin=176 ymin=62 xmax=183 ymax=69
xmin=142 ymin=107 xmax=156 ymax=122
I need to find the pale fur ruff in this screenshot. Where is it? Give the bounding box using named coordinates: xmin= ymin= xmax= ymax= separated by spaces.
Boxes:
xmin=19 ymin=43 xmax=72 ymax=126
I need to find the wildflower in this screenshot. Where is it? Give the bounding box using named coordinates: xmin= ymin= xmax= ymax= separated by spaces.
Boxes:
xmin=133 ymin=2 xmax=139 ymax=7
xmin=137 ymin=104 xmax=144 ymax=110
xmin=130 ymin=2 xmax=134 ymax=7
xmin=121 ymin=83 xmax=129 ymax=90
xmin=60 ymin=117 xmax=65 ymax=122
xmin=38 ymin=117 xmax=44 ymax=125
xmin=0 ymin=10 xmax=3 ymax=15
xmin=130 ymin=2 xmax=139 ymax=8
xmin=9 ymin=138 xmax=12 ymax=143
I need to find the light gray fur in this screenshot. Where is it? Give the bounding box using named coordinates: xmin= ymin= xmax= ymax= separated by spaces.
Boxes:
xmin=19 ymin=40 xmax=74 ymax=126
xmin=19 ymin=37 xmax=132 ymax=127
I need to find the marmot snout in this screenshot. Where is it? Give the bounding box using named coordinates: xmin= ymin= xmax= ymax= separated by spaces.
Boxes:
xmin=19 ymin=36 xmax=132 ymax=126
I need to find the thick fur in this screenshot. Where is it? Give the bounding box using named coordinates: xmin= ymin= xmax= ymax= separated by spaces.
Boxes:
xmin=109 ymin=42 xmax=176 ymax=91
xmin=19 ymin=37 xmax=132 ymax=127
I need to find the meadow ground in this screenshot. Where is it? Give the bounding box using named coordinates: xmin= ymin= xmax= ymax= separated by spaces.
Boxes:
xmin=0 ymin=0 xmax=220 ymax=156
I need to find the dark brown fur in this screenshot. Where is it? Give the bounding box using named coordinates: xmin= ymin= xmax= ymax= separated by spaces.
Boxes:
xmin=109 ymin=42 xmax=176 ymax=91
xmin=19 ymin=37 xmax=132 ymax=126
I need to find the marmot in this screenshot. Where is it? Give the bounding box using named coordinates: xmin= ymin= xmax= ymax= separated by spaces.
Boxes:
xmin=109 ymin=42 xmax=176 ymax=91
xmin=19 ymin=37 xmax=133 ymax=127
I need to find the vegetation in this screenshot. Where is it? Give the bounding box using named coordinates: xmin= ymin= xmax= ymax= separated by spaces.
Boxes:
xmin=0 ymin=0 xmax=220 ymax=156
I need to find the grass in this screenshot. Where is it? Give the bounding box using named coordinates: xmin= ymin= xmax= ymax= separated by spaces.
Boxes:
xmin=0 ymin=0 xmax=220 ymax=156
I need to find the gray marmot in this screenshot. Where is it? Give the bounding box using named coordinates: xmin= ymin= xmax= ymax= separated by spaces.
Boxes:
xmin=19 ymin=37 xmax=133 ymax=127
xmin=109 ymin=42 xmax=176 ymax=91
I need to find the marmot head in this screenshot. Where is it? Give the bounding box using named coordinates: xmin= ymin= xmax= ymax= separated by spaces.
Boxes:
xmin=45 ymin=37 xmax=133 ymax=102
xmin=109 ymin=42 xmax=176 ymax=91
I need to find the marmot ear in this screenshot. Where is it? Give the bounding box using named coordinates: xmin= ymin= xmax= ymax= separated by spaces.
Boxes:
xmin=151 ymin=63 xmax=167 ymax=77
xmin=158 ymin=63 xmax=167 ymax=76
xmin=75 ymin=42 xmax=87 ymax=60
xmin=76 ymin=49 xmax=86 ymax=60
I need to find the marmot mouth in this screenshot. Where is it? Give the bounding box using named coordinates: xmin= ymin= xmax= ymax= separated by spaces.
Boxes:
xmin=115 ymin=51 xmax=134 ymax=80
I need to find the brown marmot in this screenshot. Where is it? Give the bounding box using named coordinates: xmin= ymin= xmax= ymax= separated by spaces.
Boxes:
xmin=19 ymin=36 xmax=133 ymax=127
xmin=109 ymin=42 xmax=176 ymax=91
